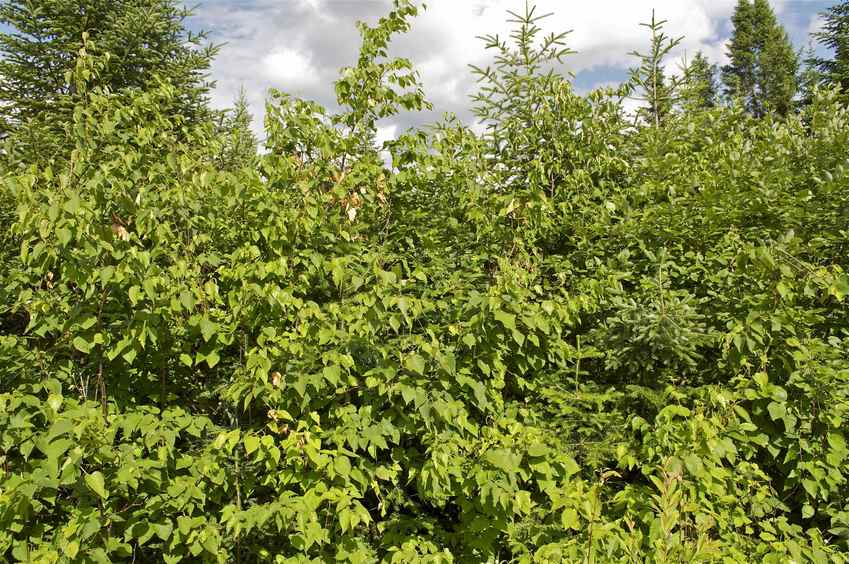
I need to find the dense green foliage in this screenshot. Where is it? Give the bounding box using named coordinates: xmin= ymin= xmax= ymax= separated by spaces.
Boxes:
xmin=722 ymin=0 xmax=799 ymax=116
xmin=811 ymin=0 xmax=849 ymax=100
xmin=2 ymin=1 xmax=849 ymax=562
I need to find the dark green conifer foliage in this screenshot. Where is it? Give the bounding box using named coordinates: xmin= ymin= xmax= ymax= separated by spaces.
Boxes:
xmin=0 ymin=0 xmax=218 ymax=135
xmin=627 ymin=11 xmax=683 ymax=127
xmin=723 ymin=0 xmax=757 ymax=109
xmin=470 ymin=3 xmax=573 ymax=173
xmin=810 ymin=1 xmax=849 ymax=98
xmin=682 ymin=51 xmax=718 ymax=110
xmin=755 ymin=0 xmax=798 ymax=115
xmin=722 ymin=0 xmax=798 ymax=116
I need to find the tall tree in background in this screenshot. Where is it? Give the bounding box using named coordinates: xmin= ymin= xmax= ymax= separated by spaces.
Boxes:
xmin=682 ymin=51 xmax=719 ymax=110
xmin=722 ymin=0 xmax=757 ymax=110
xmin=0 ymin=0 xmax=218 ymax=137
xmin=755 ymin=0 xmax=798 ymax=116
xmin=810 ymin=0 xmax=849 ymax=99
xmin=722 ymin=0 xmax=798 ymax=116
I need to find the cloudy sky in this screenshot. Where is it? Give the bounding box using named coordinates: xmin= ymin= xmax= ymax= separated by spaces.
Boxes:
xmin=188 ymin=0 xmax=833 ymax=140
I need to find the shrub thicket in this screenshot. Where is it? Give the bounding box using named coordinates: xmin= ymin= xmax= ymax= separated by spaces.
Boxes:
xmin=2 ymin=2 xmax=849 ymax=562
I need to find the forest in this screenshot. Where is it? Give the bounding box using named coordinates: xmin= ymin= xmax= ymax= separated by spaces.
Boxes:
xmin=1 ymin=0 xmax=849 ymax=561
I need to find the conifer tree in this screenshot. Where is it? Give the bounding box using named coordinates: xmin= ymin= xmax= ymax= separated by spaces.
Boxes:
xmin=682 ymin=51 xmax=719 ymax=110
xmin=810 ymin=1 xmax=849 ymax=98
xmin=722 ymin=0 xmax=798 ymax=117
xmin=722 ymin=0 xmax=757 ymax=109
xmin=0 ymin=0 xmax=218 ymax=136
xmin=755 ymin=0 xmax=798 ymax=116
xmin=797 ymin=43 xmax=823 ymax=110
xmin=214 ymin=88 xmax=259 ymax=171
xmin=627 ymin=11 xmax=683 ymax=127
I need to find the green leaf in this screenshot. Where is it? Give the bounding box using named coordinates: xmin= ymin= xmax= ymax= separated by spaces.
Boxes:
xmin=56 ymin=227 xmax=72 ymax=246
xmin=802 ymin=479 xmax=818 ymax=498
xmin=122 ymin=347 xmax=138 ymax=364
xmin=72 ymin=336 xmax=93 ymax=354
xmin=802 ymin=503 xmax=815 ymax=519
xmin=154 ymin=522 xmax=173 ymax=541
xmin=494 ymin=309 xmax=516 ymax=330
xmin=244 ymin=435 xmax=260 ymax=455
xmin=204 ymin=350 xmax=221 ymax=369
xmin=527 ymin=443 xmax=550 ymax=457
xmin=323 ymin=364 xmax=341 ymax=385
xmin=684 ymin=453 xmax=704 ymax=477
xmin=85 ymin=471 xmax=108 ymax=499
xmin=561 ymin=508 xmax=579 ymax=530
xmin=63 ymin=540 xmax=80 ymax=559
xmin=767 ymin=401 xmax=786 ymax=421
xmin=562 ymin=456 xmax=580 ymax=478
xmin=485 ymin=449 xmax=521 ymax=473
xmin=199 ymin=316 xmax=217 ymax=342
xmin=179 ymin=290 xmax=197 ymax=311
xmin=335 ymin=456 xmax=352 ymax=478
xmin=405 ymin=353 xmax=426 ymax=375
xmin=63 ymin=192 xmax=81 ymax=214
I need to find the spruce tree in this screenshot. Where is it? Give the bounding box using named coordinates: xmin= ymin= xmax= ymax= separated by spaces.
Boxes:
xmin=627 ymin=11 xmax=683 ymax=127
xmin=213 ymin=88 xmax=259 ymax=171
xmin=0 ymin=0 xmax=218 ymax=136
xmin=722 ymin=0 xmax=757 ymax=111
xmin=810 ymin=1 xmax=849 ymax=98
xmin=755 ymin=0 xmax=798 ymax=116
xmin=722 ymin=0 xmax=798 ymax=116
xmin=682 ymin=51 xmax=718 ymax=110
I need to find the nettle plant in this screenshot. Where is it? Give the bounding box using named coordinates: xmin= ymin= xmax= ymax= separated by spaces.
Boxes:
xmin=2 ymin=1 xmax=849 ymax=563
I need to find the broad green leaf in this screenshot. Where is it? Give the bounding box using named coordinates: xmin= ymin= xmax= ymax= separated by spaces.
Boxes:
xmin=405 ymin=353 xmax=426 ymax=375
xmin=199 ymin=317 xmax=217 ymax=342
xmin=244 ymin=435 xmax=260 ymax=455
xmin=561 ymin=508 xmax=579 ymax=530
xmin=494 ymin=309 xmax=516 ymax=330
xmin=72 ymin=336 xmax=93 ymax=354
xmin=85 ymin=471 xmax=108 ymax=499
xmin=485 ymin=449 xmax=521 ymax=473
xmin=767 ymin=401 xmax=786 ymax=421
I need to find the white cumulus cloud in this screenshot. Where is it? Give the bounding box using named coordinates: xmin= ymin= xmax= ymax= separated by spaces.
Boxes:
xmin=261 ymin=48 xmax=318 ymax=86
xmin=191 ymin=0 xmax=823 ymax=141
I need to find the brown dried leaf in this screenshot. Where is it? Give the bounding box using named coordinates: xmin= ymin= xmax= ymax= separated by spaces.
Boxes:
xmin=111 ymin=223 xmax=130 ymax=241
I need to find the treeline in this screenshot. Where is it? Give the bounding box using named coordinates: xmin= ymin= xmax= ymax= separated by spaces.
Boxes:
xmin=0 ymin=0 xmax=847 ymax=142
xmin=1 ymin=1 xmax=849 ymax=563
xmin=632 ymin=0 xmax=847 ymax=123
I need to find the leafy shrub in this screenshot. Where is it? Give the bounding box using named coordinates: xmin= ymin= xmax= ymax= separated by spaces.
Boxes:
xmin=2 ymin=1 xmax=849 ymax=562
